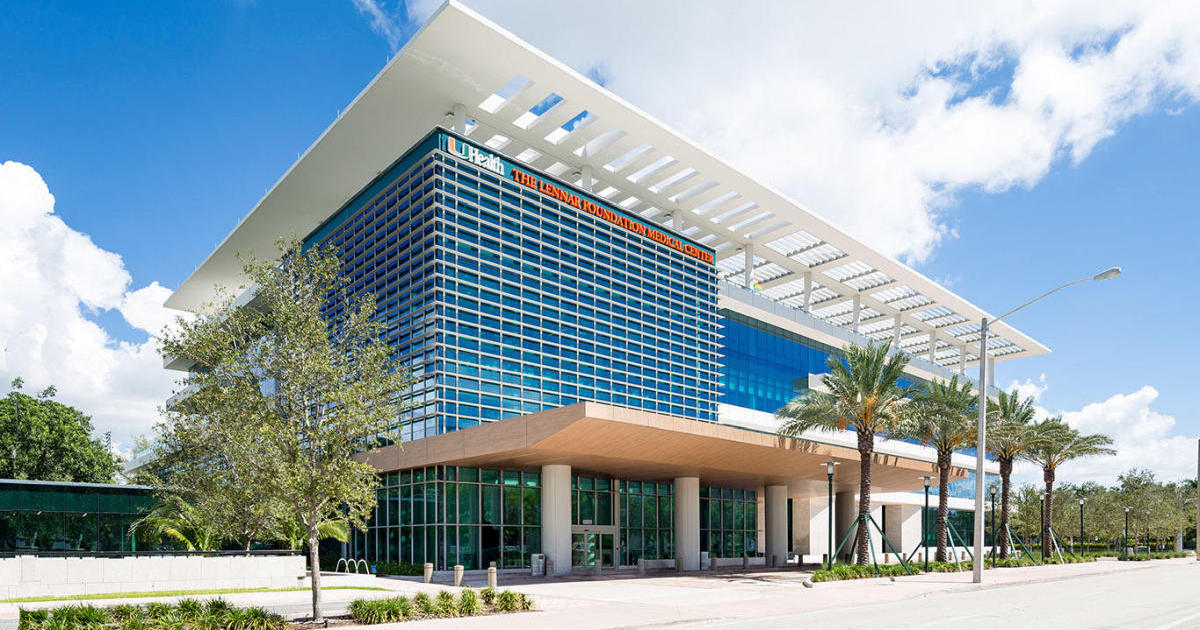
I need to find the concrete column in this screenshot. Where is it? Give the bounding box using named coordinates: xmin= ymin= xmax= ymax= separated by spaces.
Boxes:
xmin=851 ymin=294 xmax=862 ymax=333
xmin=452 ymin=103 xmax=467 ymax=134
xmin=673 ymin=477 xmax=700 ymax=571
xmin=541 ymin=464 xmax=572 ymax=576
xmin=765 ymin=485 xmax=788 ymax=568
xmin=835 ymin=491 xmax=857 ymax=560
xmin=743 ymin=246 xmax=755 ymax=289
xmin=928 ymin=331 xmax=937 ymax=362
xmin=892 ymin=314 xmax=902 ymax=346
xmin=988 ymin=356 xmax=995 ymax=388
xmin=580 ymin=164 xmax=594 ymax=193
xmin=802 ymin=272 xmax=813 ymax=311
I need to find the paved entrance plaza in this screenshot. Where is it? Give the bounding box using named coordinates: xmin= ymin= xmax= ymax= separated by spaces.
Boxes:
xmin=4 ymin=557 xmax=1197 ymax=629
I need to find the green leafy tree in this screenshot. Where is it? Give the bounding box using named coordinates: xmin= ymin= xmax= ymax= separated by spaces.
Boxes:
xmin=157 ymin=236 xmax=413 ymax=622
xmin=985 ymin=389 xmax=1037 ymax=557
xmin=776 ymin=341 xmax=912 ymax=565
xmin=1022 ymin=417 xmax=1114 ymax=556
xmin=0 ymin=379 xmax=120 ymax=482
xmin=902 ymin=375 xmax=976 ymax=561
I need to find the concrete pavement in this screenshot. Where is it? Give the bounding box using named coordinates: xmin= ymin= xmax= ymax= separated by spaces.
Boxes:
xmin=3 ymin=557 xmax=1196 ymax=629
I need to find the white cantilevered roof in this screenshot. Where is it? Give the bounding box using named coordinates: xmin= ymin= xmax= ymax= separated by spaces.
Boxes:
xmin=166 ymin=0 xmax=1048 ymax=368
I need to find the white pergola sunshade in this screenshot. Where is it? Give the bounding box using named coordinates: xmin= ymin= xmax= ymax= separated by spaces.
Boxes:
xmin=167 ymin=0 xmax=1048 ymax=369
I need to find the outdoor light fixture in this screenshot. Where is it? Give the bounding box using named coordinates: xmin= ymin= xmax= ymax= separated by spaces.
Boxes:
xmin=823 ymin=461 xmax=839 ymax=570
xmin=971 ymin=266 xmax=1121 ymax=583
xmin=922 ymin=475 xmax=934 ymax=571
xmin=1124 ymin=507 xmax=1131 ymax=560
xmin=1079 ymin=498 xmax=1086 ymax=557
xmin=988 ymin=484 xmax=998 ymax=567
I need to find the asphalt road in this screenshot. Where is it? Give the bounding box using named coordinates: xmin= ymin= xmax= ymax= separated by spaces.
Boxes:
xmin=692 ymin=560 xmax=1200 ymax=630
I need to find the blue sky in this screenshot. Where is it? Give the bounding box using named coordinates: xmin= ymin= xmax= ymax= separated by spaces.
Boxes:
xmin=1 ymin=1 xmax=1196 ymax=483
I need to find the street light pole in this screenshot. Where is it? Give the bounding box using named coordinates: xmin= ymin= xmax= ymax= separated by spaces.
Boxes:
xmin=971 ymin=267 xmax=1121 ymax=583
xmin=824 ymin=461 xmax=838 ymax=570
xmin=1079 ymin=498 xmax=1085 ymax=557
xmin=989 ymin=484 xmax=997 ymax=568
xmin=1040 ymin=492 xmax=1046 ymax=560
xmin=922 ymin=475 xmax=933 ymax=571
xmin=1124 ymin=507 xmax=1130 ymax=560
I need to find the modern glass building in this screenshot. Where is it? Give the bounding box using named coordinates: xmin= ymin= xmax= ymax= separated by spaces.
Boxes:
xmin=165 ymin=2 xmax=1045 ymax=574
xmin=0 ymin=480 xmax=155 ymax=553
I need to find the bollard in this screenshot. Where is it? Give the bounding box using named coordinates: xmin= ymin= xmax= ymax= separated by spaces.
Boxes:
xmin=742 ymin=554 xmax=749 ymax=570
xmin=637 ymin=557 xmax=645 ymax=576
xmin=488 ymin=563 xmax=498 ymax=589
xmin=593 ymin=559 xmax=602 ymax=576
xmin=709 ymin=556 xmax=717 ymax=571
xmin=423 ymin=562 xmax=433 ymax=584
xmin=453 ymin=564 xmax=464 ymax=587
xmin=545 ymin=556 xmax=555 ymax=578
xmin=770 ymin=554 xmax=777 ymax=568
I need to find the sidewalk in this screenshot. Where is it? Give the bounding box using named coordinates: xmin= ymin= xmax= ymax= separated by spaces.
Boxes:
xmin=3 ymin=557 xmax=1193 ymax=629
xmin=365 ymin=557 xmax=1196 ymax=629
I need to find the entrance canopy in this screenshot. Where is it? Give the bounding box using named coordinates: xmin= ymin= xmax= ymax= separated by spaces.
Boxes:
xmin=361 ymin=402 xmax=971 ymax=496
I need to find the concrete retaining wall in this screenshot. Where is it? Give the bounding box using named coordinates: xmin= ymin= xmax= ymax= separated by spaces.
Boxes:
xmin=0 ymin=554 xmax=305 ymax=599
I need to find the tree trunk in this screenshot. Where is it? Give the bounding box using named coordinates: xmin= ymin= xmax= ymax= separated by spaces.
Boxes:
xmin=1043 ymin=468 xmax=1055 ymax=558
xmin=936 ymin=449 xmax=951 ymax=562
xmin=998 ymin=458 xmax=1012 ymax=559
xmin=856 ymin=431 xmax=874 ymax=566
xmin=309 ymin=528 xmax=323 ymax=622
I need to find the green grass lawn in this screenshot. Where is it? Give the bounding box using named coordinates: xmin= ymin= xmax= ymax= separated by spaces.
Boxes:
xmin=1 ymin=585 xmax=387 ymax=604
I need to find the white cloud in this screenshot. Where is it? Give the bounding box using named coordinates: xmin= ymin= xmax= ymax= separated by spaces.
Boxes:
xmin=0 ymin=161 xmax=177 ymax=454
xmin=381 ymin=0 xmax=1200 ymax=263
xmin=1012 ymin=385 xmax=1194 ymax=486
xmin=352 ymin=0 xmax=407 ymax=50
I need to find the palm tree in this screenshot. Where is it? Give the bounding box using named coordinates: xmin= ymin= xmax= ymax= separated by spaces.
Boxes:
xmin=132 ymin=494 xmax=224 ymax=551
xmin=277 ymin=516 xmax=351 ymax=551
xmin=777 ymin=341 xmax=912 ymax=566
xmin=903 ymin=375 xmax=976 ymax=562
xmin=1022 ymin=417 xmax=1114 ymax=556
xmin=985 ymin=389 xmax=1037 ymax=558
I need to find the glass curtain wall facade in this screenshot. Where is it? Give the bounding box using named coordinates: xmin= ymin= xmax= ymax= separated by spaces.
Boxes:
xmin=353 ymin=466 xmax=542 ymax=571
xmin=306 ymin=130 xmax=721 ymax=444
xmin=355 ymin=468 xmax=761 ymax=570
xmin=0 ymin=481 xmax=155 ymax=553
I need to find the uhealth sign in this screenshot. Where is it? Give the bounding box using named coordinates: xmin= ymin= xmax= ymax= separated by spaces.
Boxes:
xmin=444 ymin=134 xmax=715 ymax=265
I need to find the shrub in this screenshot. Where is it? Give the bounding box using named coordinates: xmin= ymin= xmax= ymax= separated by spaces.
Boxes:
xmin=810 ymin=562 xmax=915 ymax=582
xmin=206 ymin=598 xmax=232 ymax=617
xmin=176 ymin=598 xmax=204 ymax=618
xmin=51 ymin=604 xmax=108 ymax=628
xmin=18 ymin=609 xmax=48 ymax=630
xmin=495 ymin=590 xmax=523 ymax=612
xmin=480 ymin=586 xmax=497 ymax=606
xmin=414 ymin=591 xmax=438 ymax=617
xmin=225 ymin=606 xmax=287 ymax=630
xmin=518 ymin=592 xmax=534 ymax=611
xmin=435 ymin=590 xmax=458 ymax=617
xmin=349 ymin=599 xmax=386 ymax=625
xmin=458 ymin=589 xmax=482 ymax=616
xmin=373 ymin=561 xmax=424 ymax=576
xmin=145 ymin=602 xmax=173 ymax=620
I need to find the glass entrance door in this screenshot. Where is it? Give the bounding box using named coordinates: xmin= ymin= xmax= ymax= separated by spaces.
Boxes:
xmin=571 ymin=529 xmax=616 ymax=568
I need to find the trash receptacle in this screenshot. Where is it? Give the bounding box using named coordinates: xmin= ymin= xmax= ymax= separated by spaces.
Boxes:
xmin=531 ymin=553 xmax=546 ymax=577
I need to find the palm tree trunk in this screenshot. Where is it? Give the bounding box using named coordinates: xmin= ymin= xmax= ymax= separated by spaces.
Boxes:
xmin=309 ymin=528 xmax=323 ymax=622
xmin=1042 ymin=468 xmax=1055 ymax=558
xmin=998 ymin=458 xmax=1012 ymax=559
xmin=936 ymin=449 xmax=950 ymax=562
xmin=856 ymin=430 xmax=874 ymax=566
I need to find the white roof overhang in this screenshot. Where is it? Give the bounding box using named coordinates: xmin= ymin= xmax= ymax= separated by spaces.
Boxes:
xmin=166 ymin=0 xmax=1048 ymax=368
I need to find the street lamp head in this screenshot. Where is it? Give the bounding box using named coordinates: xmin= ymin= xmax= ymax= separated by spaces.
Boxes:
xmin=1079 ymin=498 xmax=1085 ymax=506
xmin=922 ymin=475 xmax=933 ymax=488
xmin=988 ymin=483 xmax=997 ymax=496
xmin=1093 ymin=267 xmax=1122 ymax=281
xmin=1125 ymin=506 xmax=1131 ymax=513
xmin=823 ymin=461 xmax=839 ymax=476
